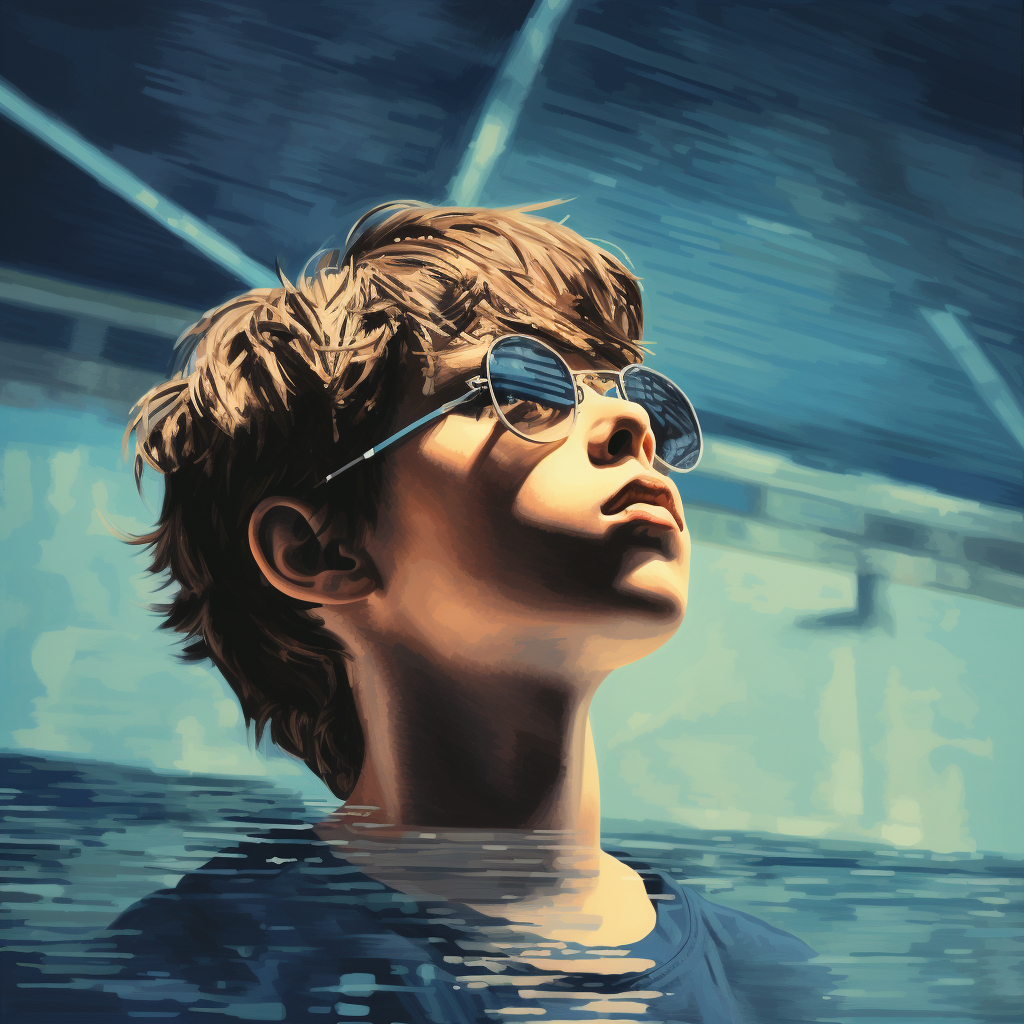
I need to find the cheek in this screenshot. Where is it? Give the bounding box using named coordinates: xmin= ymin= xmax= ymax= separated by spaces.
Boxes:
xmin=410 ymin=414 xmax=580 ymax=546
xmin=509 ymin=446 xmax=601 ymax=537
xmin=374 ymin=419 xmax=520 ymax=574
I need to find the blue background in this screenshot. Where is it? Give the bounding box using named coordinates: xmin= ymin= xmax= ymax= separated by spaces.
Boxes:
xmin=1 ymin=0 xmax=1021 ymax=860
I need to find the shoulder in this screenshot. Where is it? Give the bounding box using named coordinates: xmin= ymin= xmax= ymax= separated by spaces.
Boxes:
xmin=101 ymin=832 xmax=444 ymax=1023
xmin=603 ymin=846 xmax=816 ymax=964
xmin=108 ymin=833 xmax=312 ymax=960
xmin=106 ymin=829 xmax=435 ymax=986
xmin=109 ymin=828 xmax=384 ymax=956
xmin=686 ymin=890 xmax=836 ymax=1022
xmin=689 ymin=888 xmax=818 ymax=963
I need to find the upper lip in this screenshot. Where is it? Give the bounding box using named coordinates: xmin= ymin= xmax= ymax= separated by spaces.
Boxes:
xmin=601 ymin=477 xmax=684 ymax=531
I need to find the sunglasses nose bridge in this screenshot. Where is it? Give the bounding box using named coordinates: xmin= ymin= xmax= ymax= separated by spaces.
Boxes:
xmin=572 ymin=370 xmax=625 ymax=401
xmin=573 ymin=370 xmax=654 ymax=425
xmin=573 ymin=374 xmax=657 ymax=469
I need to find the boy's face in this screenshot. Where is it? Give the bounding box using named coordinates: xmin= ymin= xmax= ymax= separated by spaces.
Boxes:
xmin=356 ymin=337 xmax=691 ymax=679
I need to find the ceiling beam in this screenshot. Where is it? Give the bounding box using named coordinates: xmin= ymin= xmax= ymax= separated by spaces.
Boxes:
xmin=921 ymin=307 xmax=1024 ymax=453
xmin=448 ymin=0 xmax=575 ymax=206
xmin=0 ymin=77 xmax=278 ymax=290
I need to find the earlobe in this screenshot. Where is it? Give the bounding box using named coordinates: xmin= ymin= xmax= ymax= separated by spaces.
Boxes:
xmin=248 ymin=497 xmax=377 ymax=605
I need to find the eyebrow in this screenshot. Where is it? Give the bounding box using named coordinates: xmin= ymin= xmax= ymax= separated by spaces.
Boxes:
xmin=432 ymin=358 xmax=486 ymax=395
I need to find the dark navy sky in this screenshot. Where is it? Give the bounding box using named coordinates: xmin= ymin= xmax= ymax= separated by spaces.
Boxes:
xmin=1 ymin=0 xmax=1020 ymax=506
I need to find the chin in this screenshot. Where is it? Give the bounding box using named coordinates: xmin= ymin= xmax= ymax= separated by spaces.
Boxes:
xmin=593 ymin=595 xmax=685 ymax=669
xmin=608 ymin=551 xmax=688 ymax=636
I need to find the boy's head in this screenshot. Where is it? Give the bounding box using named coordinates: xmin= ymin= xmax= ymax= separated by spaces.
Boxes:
xmin=126 ymin=202 xmax=689 ymax=799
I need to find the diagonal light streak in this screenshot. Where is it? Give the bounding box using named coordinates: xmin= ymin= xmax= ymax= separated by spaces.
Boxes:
xmin=921 ymin=307 xmax=1024 ymax=453
xmin=448 ymin=0 xmax=575 ymax=206
xmin=0 ymin=76 xmax=278 ymax=289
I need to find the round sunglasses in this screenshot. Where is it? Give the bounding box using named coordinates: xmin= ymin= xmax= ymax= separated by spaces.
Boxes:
xmin=322 ymin=335 xmax=702 ymax=485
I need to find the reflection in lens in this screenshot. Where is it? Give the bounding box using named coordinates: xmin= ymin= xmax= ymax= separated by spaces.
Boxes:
xmin=487 ymin=337 xmax=577 ymax=443
xmin=621 ymin=366 xmax=702 ymax=471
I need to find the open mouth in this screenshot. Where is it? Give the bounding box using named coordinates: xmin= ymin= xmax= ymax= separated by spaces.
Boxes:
xmin=601 ymin=478 xmax=684 ymax=531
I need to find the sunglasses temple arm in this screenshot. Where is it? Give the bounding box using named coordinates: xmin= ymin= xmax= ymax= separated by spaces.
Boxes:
xmin=320 ymin=383 xmax=486 ymax=486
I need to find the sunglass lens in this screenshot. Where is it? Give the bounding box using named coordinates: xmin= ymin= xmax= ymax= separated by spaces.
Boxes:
xmin=621 ymin=366 xmax=702 ymax=471
xmin=487 ymin=337 xmax=577 ymax=442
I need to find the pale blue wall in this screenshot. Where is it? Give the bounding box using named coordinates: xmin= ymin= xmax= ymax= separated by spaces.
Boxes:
xmin=0 ymin=390 xmax=325 ymax=801
xmin=592 ymin=545 xmax=1023 ymax=855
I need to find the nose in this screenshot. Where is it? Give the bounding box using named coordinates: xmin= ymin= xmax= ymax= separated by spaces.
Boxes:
xmin=582 ymin=389 xmax=657 ymax=470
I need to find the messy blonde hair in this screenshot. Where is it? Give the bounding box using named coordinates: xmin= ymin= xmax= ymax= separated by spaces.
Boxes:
xmin=125 ymin=202 xmax=645 ymax=798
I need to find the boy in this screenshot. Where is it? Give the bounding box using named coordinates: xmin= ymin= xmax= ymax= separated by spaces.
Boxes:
xmin=109 ymin=201 xmax=821 ymax=1022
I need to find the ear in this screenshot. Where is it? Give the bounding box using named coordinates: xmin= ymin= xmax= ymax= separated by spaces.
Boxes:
xmin=248 ymin=497 xmax=378 ymax=605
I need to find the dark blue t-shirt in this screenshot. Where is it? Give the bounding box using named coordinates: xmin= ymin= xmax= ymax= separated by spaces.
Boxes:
xmin=94 ymin=828 xmax=830 ymax=1023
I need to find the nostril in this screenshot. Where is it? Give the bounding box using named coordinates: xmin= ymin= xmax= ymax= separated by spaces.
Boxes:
xmin=608 ymin=428 xmax=633 ymax=458
xmin=643 ymin=430 xmax=655 ymax=464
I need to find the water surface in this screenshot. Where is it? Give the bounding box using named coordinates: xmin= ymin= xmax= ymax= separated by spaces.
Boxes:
xmin=2 ymin=753 xmax=1020 ymax=1022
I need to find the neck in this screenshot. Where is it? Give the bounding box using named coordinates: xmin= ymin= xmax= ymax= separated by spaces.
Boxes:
xmin=339 ymin=639 xmax=604 ymax=843
xmin=314 ymin=639 xmax=658 ymax=950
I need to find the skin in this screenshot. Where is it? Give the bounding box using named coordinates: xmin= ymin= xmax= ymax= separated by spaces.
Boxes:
xmin=249 ymin=337 xmax=691 ymax=965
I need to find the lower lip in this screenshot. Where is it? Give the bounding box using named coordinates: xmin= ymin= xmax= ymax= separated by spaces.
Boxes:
xmin=617 ymin=505 xmax=680 ymax=531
